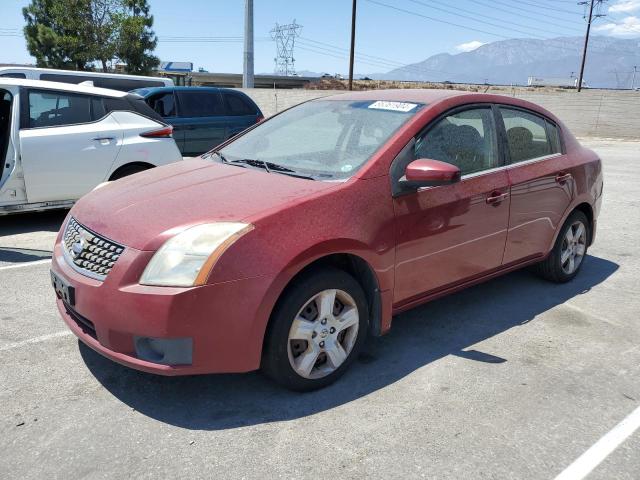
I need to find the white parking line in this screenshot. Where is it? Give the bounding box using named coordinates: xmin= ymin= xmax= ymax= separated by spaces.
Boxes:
xmin=554 ymin=405 xmax=640 ymax=480
xmin=0 ymin=330 xmax=73 ymax=352
xmin=0 ymin=259 xmax=51 ymax=271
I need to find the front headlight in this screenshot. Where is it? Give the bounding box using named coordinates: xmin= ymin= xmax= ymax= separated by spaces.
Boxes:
xmin=140 ymin=223 xmax=253 ymax=287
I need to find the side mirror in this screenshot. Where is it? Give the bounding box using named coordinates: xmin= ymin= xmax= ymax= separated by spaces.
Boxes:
xmin=401 ymin=159 xmax=461 ymax=188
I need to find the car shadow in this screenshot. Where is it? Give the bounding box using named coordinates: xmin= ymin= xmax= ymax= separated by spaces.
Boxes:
xmin=0 ymin=247 xmax=52 ymax=263
xmin=80 ymin=255 xmax=618 ymax=431
xmin=0 ymin=210 xmax=67 ymax=236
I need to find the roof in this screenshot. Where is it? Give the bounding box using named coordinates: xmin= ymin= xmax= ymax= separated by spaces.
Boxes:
xmin=0 ymin=77 xmax=128 ymax=97
xmin=131 ymin=86 xmax=246 ymax=96
xmin=319 ymin=88 xmax=561 ymax=123
xmin=322 ymin=88 xmax=470 ymax=104
xmin=0 ymin=66 xmax=163 ymax=82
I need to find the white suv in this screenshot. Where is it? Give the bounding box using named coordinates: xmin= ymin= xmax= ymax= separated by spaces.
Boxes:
xmin=0 ymin=78 xmax=182 ymax=215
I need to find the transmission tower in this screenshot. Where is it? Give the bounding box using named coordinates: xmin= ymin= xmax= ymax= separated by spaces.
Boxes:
xmin=270 ymin=20 xmax=302 ymax=76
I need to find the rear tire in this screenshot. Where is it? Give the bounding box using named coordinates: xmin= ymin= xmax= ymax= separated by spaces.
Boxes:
xmin=109 ymin=164 xmax=152 ymax=181
xmin=262 ymin=267 xmax=369 ymax=391
xmin=532 ymin=210 xmax=589 ymax=283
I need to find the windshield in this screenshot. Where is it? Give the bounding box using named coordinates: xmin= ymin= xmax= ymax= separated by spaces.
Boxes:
xmin=217 ymin=99 xmax=424 ymax=179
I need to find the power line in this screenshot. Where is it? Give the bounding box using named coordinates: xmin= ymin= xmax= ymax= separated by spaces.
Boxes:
xmin=297 ymin=37 xmax=485 ymax=82
xmin=508 ymin=0 xmax=581 ymax=15
xmin=366 ymin=0 xmax=612 ymax=56
xmin=471 ymin=0 xmax=584 ymax=27
xmin=406 ymin=0 xmax=579 ymax=38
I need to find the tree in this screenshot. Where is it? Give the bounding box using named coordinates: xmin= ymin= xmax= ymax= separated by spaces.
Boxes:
xmin=23 ymin=0 xmax=159 ymax=74
xmin=23 ymin=0 xmax=95 ymax=70
xmin=116 ymin=0 xmax=159 ymax=75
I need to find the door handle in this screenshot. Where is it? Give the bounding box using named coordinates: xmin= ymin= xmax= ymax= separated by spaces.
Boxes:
xmin=486 ymin=191 xmax=509 ymax=205
xmin=555 ymin=172 xmax=572 ymax=184
xmin=92 ymin=136 xmax=115 ymax=142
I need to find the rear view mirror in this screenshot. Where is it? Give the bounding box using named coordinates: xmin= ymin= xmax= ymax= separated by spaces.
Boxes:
xmin=401 ymin=158 xmax=461 ymax=188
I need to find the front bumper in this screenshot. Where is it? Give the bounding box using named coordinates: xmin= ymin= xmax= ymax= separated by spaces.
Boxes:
xmin=51 ymin=242 xmax=274 ymax=375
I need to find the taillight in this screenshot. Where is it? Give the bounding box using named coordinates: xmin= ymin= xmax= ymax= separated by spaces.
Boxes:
xmin=256 ymin=114 xmax=264 ymax=123
xmin=140 ymin=125 xmax=173 ymax=138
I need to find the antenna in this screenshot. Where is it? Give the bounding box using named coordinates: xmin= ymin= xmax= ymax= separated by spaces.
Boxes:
xmin=270 ymin=20 xmax=302 ymax=76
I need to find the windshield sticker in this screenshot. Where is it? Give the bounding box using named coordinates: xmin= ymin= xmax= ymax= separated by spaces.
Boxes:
xmin=368 ymin=101 xmax=418 ymax=112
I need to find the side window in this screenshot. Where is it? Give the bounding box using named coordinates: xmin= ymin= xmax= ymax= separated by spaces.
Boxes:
xmin=28 ymin=90 xmax=92 ymax=128
xmin=93 ymin=78 xmax=166 ymax=92
xmin=176 ymin=91 xmax=224 ymax=117
xmin=40 ymin=73 xmax=90 ymax=85
xmin=1 ymin=73 xmax=26 ymax=79
xmin=224 ymin=93 xmax=255 ymax=115
xmin=147 ymin=92 xmax=176 ymax=117
xmin=500 ymin=107 xmax=552 ymax=163
xmin=414 ymin=107 xmax=499 ymax=176
xmin=546 ymin=120 xmax=562 ymax=154
xmin=91 ymin=97 xmax=106 ymax=120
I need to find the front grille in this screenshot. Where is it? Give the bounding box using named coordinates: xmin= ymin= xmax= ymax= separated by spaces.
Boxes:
xmin=62 ymin=218 xmax=124 ymax=280
xmin=63 ymin=301 xmax=97 ymax=340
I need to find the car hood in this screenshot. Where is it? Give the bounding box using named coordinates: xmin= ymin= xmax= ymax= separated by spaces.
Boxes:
xmin=72 ymin=158 xmax=339 ymax=250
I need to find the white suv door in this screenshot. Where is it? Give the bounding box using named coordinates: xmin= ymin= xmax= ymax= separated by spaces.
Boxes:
xmin=19 ymin=89 xmax=123 ymax=203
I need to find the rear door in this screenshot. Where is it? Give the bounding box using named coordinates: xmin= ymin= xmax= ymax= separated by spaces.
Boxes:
xmin=19 ymin=89 xmax=122 ymax=202
xmin=498 ymin=106 xmax=574 ymax=264
xmin=392 ymin=106 xmax=511 ymax=304
xmin=175 ymin=90 xmax=227 ymax=156
xmin=221 ymin=91 xmax=261 ymax=138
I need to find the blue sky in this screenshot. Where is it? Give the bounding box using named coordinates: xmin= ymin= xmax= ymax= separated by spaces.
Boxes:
xmin=1 ymin=0 xmax=639 ymax=74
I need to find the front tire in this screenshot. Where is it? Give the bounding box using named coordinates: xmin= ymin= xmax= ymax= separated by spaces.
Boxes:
xmin=262 ymin=267 xmax=369 ymax=391
xmin=533 ymin=210 xmax=589 ymax=283
xmin=109 ymin=164 xmax=152 ymax=181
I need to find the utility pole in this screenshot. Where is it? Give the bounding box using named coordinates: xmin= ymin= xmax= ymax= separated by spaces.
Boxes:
xmin=632 ymin=66 xmax=638 ymax=90
xmin=348 ymin=0 xmax=357 ymax=91
xmin=243 ymin=0 xmax=254 ymax=88
xmin=577 ymin=0 xmax=607 ymax=92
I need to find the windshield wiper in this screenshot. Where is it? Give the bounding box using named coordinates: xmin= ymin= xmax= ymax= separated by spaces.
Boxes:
xmin=212 ymin=155 xmax=317 ymax=180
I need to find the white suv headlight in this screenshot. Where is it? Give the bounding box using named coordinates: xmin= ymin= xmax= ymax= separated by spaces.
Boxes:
xmin=140 ymin=223 xmax=253 ymax=287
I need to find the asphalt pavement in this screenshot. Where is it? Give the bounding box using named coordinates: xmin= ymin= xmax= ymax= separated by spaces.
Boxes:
xmin=0 ymin=139 xmax=638 ymax=479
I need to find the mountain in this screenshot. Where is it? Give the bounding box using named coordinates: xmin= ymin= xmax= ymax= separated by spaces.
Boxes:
xmin=380 ymin=36 xmax=640 ymax=88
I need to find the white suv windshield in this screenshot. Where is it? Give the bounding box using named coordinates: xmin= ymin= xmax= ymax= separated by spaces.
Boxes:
xmin=217 ymin=99 xmax=423 ymax=179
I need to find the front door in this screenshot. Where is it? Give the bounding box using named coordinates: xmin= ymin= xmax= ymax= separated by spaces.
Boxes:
xmin=392 ymin=106 xmax=510 ymax=304
xmin=19 ymin=89 xmax=122 ymax=203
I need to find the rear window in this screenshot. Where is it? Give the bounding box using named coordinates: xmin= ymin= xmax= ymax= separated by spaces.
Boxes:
xmin=500 ymin=107 xmax=552 ymax=163
xmin=177 ymin=91 xmax=224 ymax=117
xmin=224 ymin=93 xmax=256 ymax=115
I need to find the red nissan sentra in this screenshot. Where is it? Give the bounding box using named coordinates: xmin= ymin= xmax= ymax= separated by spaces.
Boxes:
xmin=50 ymin=90 xmax=603 ymax=390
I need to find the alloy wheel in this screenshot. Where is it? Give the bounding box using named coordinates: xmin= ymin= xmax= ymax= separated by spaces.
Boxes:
xmin=560 ymin=220 xmax=587 ymax=275
xmin=287 ymin=289 xmax=360 ymax=379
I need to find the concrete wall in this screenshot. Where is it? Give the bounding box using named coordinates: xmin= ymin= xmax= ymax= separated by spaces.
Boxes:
xmin=237 ymin=88 xmax=640 ymax=139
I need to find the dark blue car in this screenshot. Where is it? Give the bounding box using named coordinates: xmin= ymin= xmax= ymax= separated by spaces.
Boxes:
xmin=132 ymin=86 xmax=263 ymax=156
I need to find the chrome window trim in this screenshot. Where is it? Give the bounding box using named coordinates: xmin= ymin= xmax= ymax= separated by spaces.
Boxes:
xmin=416 ymin=152 xmax=563 ymax=192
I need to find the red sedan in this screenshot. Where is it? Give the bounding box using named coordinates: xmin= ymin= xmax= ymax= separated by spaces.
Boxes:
xmin=50 ymin=90 xmax=603 ymax=390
